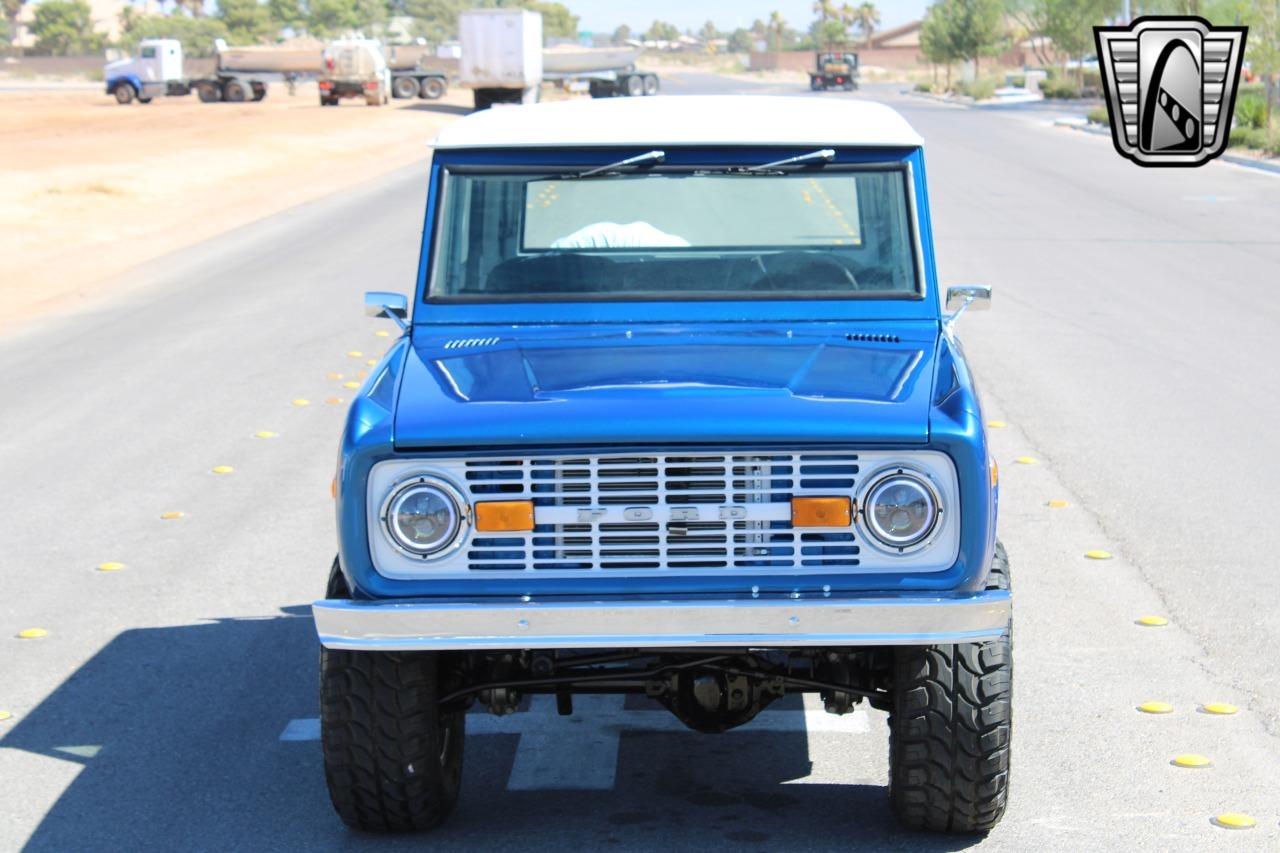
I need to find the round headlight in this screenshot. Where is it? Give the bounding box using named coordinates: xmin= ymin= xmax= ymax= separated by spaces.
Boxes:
xmin=383 ymin=480 xmax=461 ymax=556
xmin=862 ymin=471 xmax=941 ymax=550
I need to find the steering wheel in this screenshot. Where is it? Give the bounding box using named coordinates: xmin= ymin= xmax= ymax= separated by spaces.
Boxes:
xmin=753 ymin=251 xmax=860 ymax=291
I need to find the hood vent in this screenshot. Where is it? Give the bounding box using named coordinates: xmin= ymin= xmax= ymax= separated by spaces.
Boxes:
xmin=443 ymin=336 xmax=501 ymax=350
xmin=845 ymin=332 xmax=901 ymax=343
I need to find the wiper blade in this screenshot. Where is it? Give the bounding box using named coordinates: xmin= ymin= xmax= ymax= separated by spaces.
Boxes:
xmin=747 ymin=148 xmax=836 ymax=172
xmin=566 ymin=150 xmax=665 ymax=179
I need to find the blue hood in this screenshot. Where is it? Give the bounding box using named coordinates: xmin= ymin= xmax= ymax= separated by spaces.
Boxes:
xmin=392 ymin=322 xmax=940 ymax=448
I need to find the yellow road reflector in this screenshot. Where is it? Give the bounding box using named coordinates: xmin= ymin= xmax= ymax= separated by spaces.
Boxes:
xmin=346 ymin=350 xmax=363 ymax=358
xmin=475 ymin=500 xmax=536 ymax=532
xmin=1046 ymin=500 xmax=1070 ymax=508
xmin=1212 ymin=813 xmax=1256 ymax=830
xmin=1014 ymin=456 xmax=1037 ymax=465
xmin=0 ymin=710 xmax=11 ymax=722
xmin=17 ymin=628 xmax=47 ymax=639
xmin=326 ymin=372 xmax=343 ymax=380
xmin=987 ymin=420 xmax=1007 ymax=428
xmin=254 ymin=431 xmax=278 ymax=439
xmin=374 ymin=330 xmax=390 ymax=338
xmin=990 ymin=460 xmax=998 ymax=488
xmin=792 ymin=496 xmax=852 ymax=527
xmin=330 ymin=476 xmax=338 ymax=500
xmin=292 ymin=398 xmax=310 ymax=407
xmin=1201 ymin=703 xmax=1238 ymax=715
xmin=211 ymin=465 xmax=234 ymax=475
xmin=159 ymin=511 xmax=185 ymax=520
xmin=1171 ymin=753 xmax=1211 ymax=768
xmin=1084 ymin=550 xmax=1112 ymax=560
xmin=96 ymin=561 xmax=125 ymax=572
xmin=366 ymin=359 xmax=377 ymax=366
xmin=356 ymin=370 xmax=369 ymax=379
xmin=1136 ymin=615 xmax=1168 ymax=627
xmin=1137 ymin=701 xmax=1174 ymax=714
xmin=325 ymin=397 xmax=344 ymax=405
xmin=342 ymin=381 xmax=359 ymax=389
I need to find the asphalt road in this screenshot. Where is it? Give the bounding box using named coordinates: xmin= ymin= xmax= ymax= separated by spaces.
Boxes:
xmin=3 ymin=76 xmax=1280 ymax=850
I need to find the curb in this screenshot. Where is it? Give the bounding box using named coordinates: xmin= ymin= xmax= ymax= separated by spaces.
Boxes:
xmin=1057 ymin=121 xmax=1280 ymax=175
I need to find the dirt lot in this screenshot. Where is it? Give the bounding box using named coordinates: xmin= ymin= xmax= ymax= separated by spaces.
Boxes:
xmin=0 ymin=82 xmax=469 ymax=331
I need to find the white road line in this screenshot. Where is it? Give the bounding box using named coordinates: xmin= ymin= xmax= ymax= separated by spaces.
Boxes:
xmin=280 ymin=694 xmax=870 ymax=791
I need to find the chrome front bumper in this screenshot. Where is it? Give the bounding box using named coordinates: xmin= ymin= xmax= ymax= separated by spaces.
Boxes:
xmin=312 ymin=590 xmax=1011 ymax=651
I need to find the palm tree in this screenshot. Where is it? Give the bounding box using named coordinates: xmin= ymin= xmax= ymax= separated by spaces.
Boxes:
xmin=850 ymin=2 xmax=879 ymax=48
xmin=767 ymin=10 xmax=786 ymax=51
xmin=812 ymin=0 xmax=837 ymax=22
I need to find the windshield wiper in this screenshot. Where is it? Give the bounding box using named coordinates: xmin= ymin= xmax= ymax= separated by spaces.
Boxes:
xmin=566 ymin=150 xmax=665 ymax=179
xmin=747 ymin=148 xmax=836 ymax=172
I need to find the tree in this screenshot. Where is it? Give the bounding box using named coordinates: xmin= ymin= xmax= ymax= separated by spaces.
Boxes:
xmin=1242 ymin=0 xmax=1280 ymax=126
xmin=644 ymin=19 xmax=679 ymax=42
xmin=120 ymin=14 xmax=230 ymax=56
xmin=3 ymin=0 xmax=28 ymax=54
xmin=267 ymin=0 xmax=305 ymax=30
xmin=920 ymin=0 xmax=958 ymax=87
xmin=612 ymin=23 xmax=631 ymax=43
xmin=308 ymin=0 xmax=358 ymax=36
xmin=1038 ymin=0 xmax=1118 ymax=84
xmin=727 ymin=27 xmax=753 ymax=52
xmin=698 ymin=19 xmax=717 ymax=42
xmin=924 ymin=0 xmax=1004 ymax=77
xmin=31 ymin=0 xmax=100 ymax=55
xmin=812 ymin=0 xmax=837 ymax=22
xmin=524 ymin=1 xmax=576 ymax=39
xmin=217 ymin=0 xmax=275 ymax=43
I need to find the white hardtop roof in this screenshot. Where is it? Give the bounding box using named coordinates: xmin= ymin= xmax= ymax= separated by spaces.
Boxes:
xmin=432 ymin=95 xmax=923 ymax=150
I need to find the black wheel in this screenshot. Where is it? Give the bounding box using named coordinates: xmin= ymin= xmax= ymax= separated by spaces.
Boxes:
xmin=888 ymin=542 xmax=1011 ymax=834
xmin=223 ymin=81 xmax=247 ymax=102
xmin=251 ymin=84 xmax=267 ymax=101
xmin=843 ymin=80 xmax=854 ymax=91
xmin=197 ymin=84 xmax=220 ymax=103
xmin=420 ymin=77 xmax=446 ymax=99
xmin=320 ymin=95 xmax=338 ymax=106
xmin=473 ymin=89 xmax=493 ymax=111
xmin=810 ymin=77 xmax=823 ymax=91
xmin=114 ymin=83 xmax=136 ymax=104
xmin=137 ymin=96 xmax=153 ymax=104
xmin=320 ymin=560 xmax=465 ymax=832
xmin=588 ymin=80 xmax=608 ymax=98
xmin=643 ymin=74 xmax=659 ymax=96
xmin=625 ymin=74 xmax=644 ymax=97
xmin=393 ymin=76 xmax=419 ymax=99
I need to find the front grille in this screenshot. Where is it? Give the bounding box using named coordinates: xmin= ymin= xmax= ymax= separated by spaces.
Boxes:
xmin=462 ymin=452 xmax=862 ymax=572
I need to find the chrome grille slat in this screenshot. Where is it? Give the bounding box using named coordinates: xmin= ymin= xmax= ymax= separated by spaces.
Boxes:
xmin=459 ymin=451 xmax=863 ymax=572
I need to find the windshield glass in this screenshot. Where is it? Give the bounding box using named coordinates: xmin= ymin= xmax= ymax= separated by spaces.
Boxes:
xmin=429 ymin=166 xmax=919 ymax=302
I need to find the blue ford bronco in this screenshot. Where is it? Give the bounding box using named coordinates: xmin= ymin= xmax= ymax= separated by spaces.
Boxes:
xmin=314 ymin=95 xmax=1011 ymax=834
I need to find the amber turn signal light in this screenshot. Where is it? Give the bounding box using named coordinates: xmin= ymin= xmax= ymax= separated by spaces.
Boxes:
xmin=474 ymin=500 xmax=535 ymax=532
xmin=791 ymin=496 xmax=852 ymax=527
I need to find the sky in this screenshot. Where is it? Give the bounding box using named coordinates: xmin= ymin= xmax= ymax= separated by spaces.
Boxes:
xmin=571 ymin=0 xmax=931 ymax=35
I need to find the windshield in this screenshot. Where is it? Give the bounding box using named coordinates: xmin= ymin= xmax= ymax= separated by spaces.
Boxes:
xmin=429 ymin=166 xmax=919 ymax=302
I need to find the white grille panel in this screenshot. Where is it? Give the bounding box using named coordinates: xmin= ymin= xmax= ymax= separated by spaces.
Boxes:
xmin=366 ymin=450 xmax=960 ymax=580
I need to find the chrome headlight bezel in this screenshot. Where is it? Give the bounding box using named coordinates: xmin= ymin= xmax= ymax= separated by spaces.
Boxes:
xmin=858 ymin=466 xmax=944 ymax=555
xmin=378 ymin=474 xmax=469 ymax=560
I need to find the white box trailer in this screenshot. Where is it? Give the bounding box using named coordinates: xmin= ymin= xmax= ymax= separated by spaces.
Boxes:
xmin=458 ymin=8 xmax=542 ymax=110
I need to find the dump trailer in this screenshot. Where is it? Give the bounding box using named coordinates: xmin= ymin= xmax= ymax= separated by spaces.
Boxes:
xmin=543 ymin=44 xmax=658 ymax=98
xmin=459 ymin=8 xmax=542 ymax=110
xmin=104 ymin=38 xmax=321 ymax=104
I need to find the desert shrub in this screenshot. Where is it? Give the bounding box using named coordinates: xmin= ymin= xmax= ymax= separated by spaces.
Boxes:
xmin=957 ymin=78 xmax=996 ymax=100
xmin=1040 ymin=78 xmax=1081 ymax=99
xmin=1087 ymin=106 xmax=1110 ymax=125
xmin=1229 ymin=125 xmax=1267 ymax=149
xmin=914 ymin=81 xmax=935 ymax=93
xmin=1234 ymin=93 xmax=1267 ymax=130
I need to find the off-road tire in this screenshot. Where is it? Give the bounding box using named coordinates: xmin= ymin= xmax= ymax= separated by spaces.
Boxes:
xmin=642 ymin=74 xmax=659 ymax=96
xmin=888 ymin=542 xmax=1011 ymax=834
xmin=114 ymin=83 xmax=136 ymax=104
xmin=223 ymin=81 xmax=247 ymax=102
xmin=197 ymin=84 xmax=220 ymax=102
xmin=625 ymin=74 xmax=644 ymax=97
xmin=320 ymin=561 xmax=465 ymax=832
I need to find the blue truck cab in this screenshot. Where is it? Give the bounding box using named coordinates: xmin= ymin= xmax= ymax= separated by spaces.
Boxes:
xmin=313 ymin=96 xmax=1011 ymax=835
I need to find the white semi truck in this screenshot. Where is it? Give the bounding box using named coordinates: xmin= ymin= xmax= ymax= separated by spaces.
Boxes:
xmin=459 ymin=9 xmax=660 ymax=111
xmin=103 ymin=38 xmax=320 ymax=104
